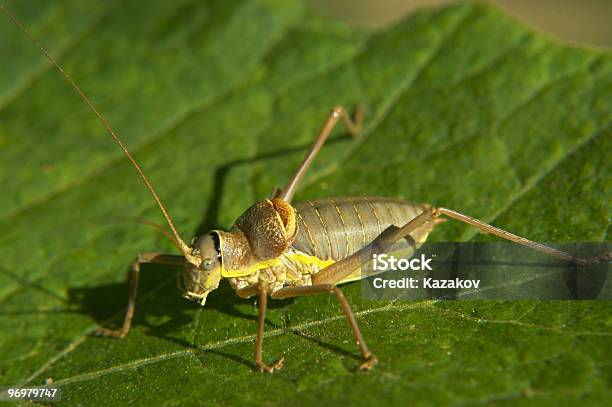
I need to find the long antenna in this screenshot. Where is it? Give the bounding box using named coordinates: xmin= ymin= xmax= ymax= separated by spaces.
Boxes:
xmin=1 ymin=5 xmax=193 ymax=258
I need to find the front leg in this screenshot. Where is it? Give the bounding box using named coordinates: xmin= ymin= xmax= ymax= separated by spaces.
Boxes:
xmin=93 ymin=252 xmax=184 ymax=338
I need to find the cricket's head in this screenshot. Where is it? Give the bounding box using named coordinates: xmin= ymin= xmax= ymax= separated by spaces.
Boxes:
xmin=179 ymin=233 xmax=223 ymax=306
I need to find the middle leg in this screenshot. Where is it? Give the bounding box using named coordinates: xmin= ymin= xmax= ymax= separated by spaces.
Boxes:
xmin=272 ymin=284 xmax=378 ymax=370
xmin=254 ymin=284 xmax=285 ymax=373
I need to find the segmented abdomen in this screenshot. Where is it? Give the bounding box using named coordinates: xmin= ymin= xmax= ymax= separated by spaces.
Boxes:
xmin=292 ymin=197 xmax=431 ymax=261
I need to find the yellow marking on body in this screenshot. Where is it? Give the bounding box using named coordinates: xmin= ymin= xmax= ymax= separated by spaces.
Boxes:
xmin=221 ymin=258 xmax=282 ymax=278
xmin=296 ymin=209 xmax=318 ymax=258
xmin=308 ymin=200 xmax=332 ymax=259
xmin=330 ymin=198 xmax=350 ymax=258
xmin=221 ymin=251 xmax=335 ymax=280
xmin=349 ymin=197 xmax=367 ymax=248
xmin=287 ymin=251 xmax=335 ymax=271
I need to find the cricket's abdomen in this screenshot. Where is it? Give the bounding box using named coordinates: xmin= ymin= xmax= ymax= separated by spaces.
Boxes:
xmin=292 ymin=197 xmax=432 ymax=261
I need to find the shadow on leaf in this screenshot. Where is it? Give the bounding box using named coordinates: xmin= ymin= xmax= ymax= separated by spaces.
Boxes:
xmin=194 ymin=135 xmax=351 ymax=235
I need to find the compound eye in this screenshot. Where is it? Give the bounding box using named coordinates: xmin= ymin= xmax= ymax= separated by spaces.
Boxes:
xmin=203 ymin=258 xmax=215 ymax=270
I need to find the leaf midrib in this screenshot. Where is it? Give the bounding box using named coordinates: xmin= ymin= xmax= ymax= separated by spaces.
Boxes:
xmin=40 ymin=299 xmax=611 ymax=387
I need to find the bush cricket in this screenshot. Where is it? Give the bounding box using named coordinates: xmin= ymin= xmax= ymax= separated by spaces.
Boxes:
xmin=3 ymin=5 xmax=605 ymax=373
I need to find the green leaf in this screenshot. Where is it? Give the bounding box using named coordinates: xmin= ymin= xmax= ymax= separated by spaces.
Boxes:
xmin=0 ymin=1 xmax=610 ymax=405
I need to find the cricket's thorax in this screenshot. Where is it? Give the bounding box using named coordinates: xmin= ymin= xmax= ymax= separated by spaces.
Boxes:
xmin=212 ymin=198 xmax=336 ymax=295
xmin=215 ymin=198 xmax=298 ymax=273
